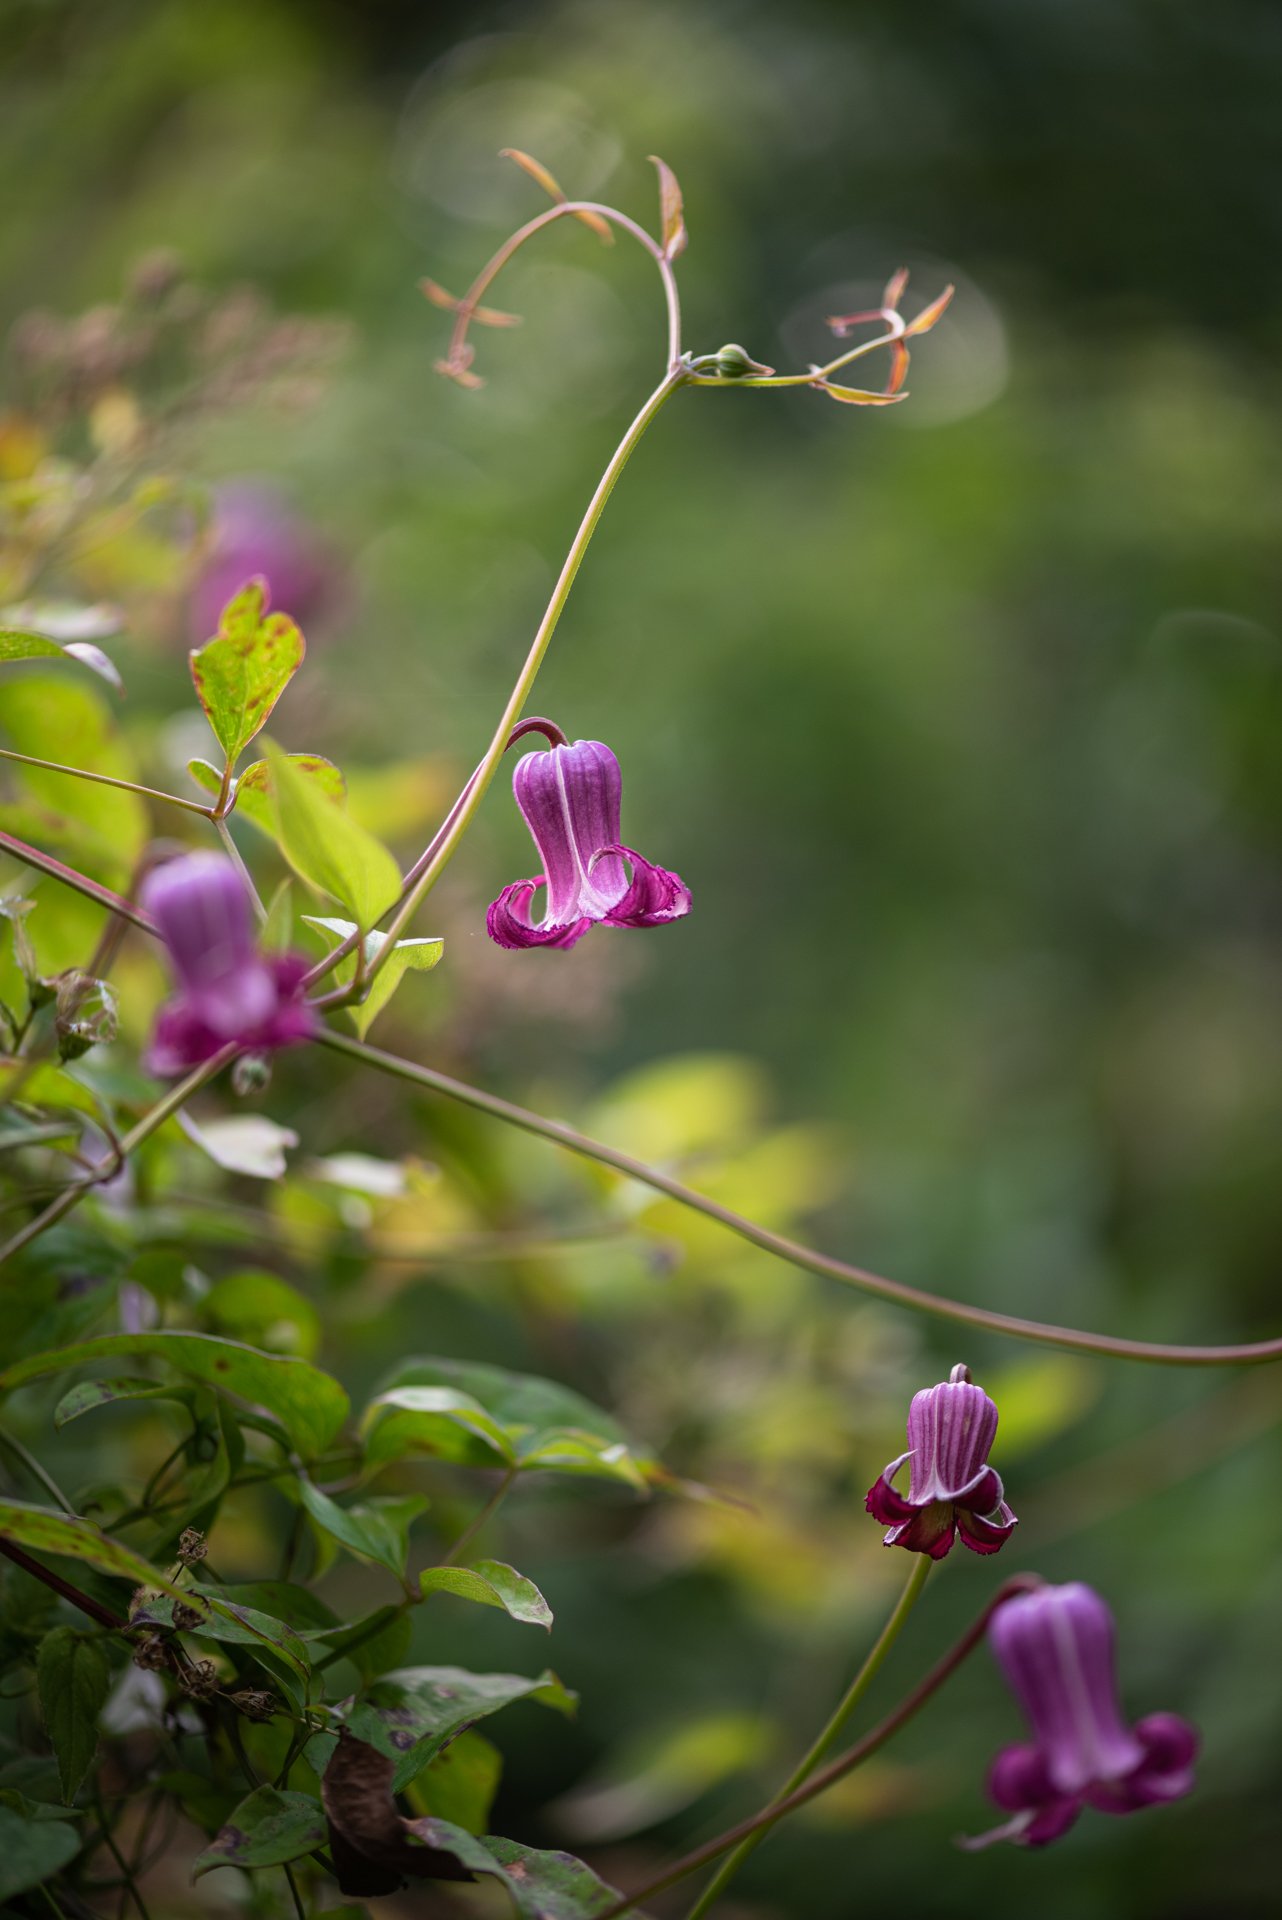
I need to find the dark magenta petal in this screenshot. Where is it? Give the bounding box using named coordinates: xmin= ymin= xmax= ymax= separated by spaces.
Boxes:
xmin=597 ymin=845 xmax=692 ymax=928
xmin=486 ymin=879 xmax=594 ymax=950
xmin=1092 ymin=1715 xmax=1199 ymax=1812
xmin=988 ymin=1743 xmax=1055 ymax=1814
xmin=145 ymin=1000 xmax=226 ymax=1076
xmin=1021 ymin=1799 xmax=1084 ymax=1846
xmin=145 ymin=948 xmax=315 ymax=1077
xmin=865 ymin=1468 xmax=917 ymax=1526
xmin=956 ymin=1502 xmax=1018 ymax=1555
xmin=883 ymin=1502 xmax=957 ymax=1558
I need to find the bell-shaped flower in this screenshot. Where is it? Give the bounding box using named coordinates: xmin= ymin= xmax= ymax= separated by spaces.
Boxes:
xmin=487 ymin=738 xmax=690 ymax=950
xmin=966 ymin=1582 xmax=1198 ymax=1847
xmin=865 ymin=1364 xmax=1017 ymax=1559
xmin=141 ymin=851 xmax=315 ymax=1075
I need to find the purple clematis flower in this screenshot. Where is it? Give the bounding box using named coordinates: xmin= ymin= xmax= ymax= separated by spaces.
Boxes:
xmin=141 ymin=851 xmax=315 ymax=1075
xmin=966 ymin=1582 xmax=1198 ymax=1848
xmin=487 ymin=738 xmax=690 ymax=951
xmin=865 ymin=1363 xmax=1017 ymax=1559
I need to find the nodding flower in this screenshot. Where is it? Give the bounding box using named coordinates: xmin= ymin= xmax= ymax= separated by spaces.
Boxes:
xmin=965 ymin=1582 xmax=1198 ymax=1848
xmin=141 ymin=851 xmax=315 ymax=1075
xmin=486 ymin=737 xmax=690 ymax=951
xmin=865 ymin=1363 xmax=1017 ymax=1559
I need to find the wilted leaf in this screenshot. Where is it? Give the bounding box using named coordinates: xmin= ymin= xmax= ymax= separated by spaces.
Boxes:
xmin=648 ymin=154 xmax=688 ymax=259
xmin=0 ymin=1332 xmax=349 ymax=1456
xmin=189 ymin=579 xmax=304 ymax=767
xmin=193 ymin=1786 xmax=326 ymax=1877
xmin=36 ymin=1627 xmax=111 ymax=1803
xmin=0 ymin=628 xmax=122 ymax=693
xmin=344 ymin=1665 xmax=576 ymax=1793
xmin=299 ymin=1481 xmax=427 ymax=1578
xmin=419 ymin=1561 xmax=552 ymax=1630
xmin=267 ymin=742 xmax=400 ymax=931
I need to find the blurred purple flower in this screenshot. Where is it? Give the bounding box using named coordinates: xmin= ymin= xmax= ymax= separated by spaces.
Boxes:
xmin=190 ymin=484 xmax=336 ymax=643
xmin=141 ymin=851 xmax=314 ymax=1075
xmin=487 ymin=738 xmax=690 ymax=951
xmin=966 ymin=1582 xmax=1198 ymax=1848
xmin=865 ymin=1363 xmax=1017 ymax=1559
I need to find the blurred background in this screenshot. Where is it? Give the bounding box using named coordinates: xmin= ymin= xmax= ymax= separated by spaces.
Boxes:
xmin=2 ymin=0 xmax=1282 ymax=1913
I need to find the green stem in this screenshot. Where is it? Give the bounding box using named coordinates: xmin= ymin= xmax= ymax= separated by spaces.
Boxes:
xmin=93 ymin=1783 xmax=153 ymax=1920
xmin=0 ymin=1047 xmax=233 ymax=1268
xmin=0 ymin=745 xmax=213 ymax=818
xmin=685 ymin=1557 xmax=930 ymax=1918
xmin=214 ymin=816 xmax=265 ymax=923
xmin=595 ymin=1574 xmax=1042 ymax=1920
xmin=0 ymin=1428 xmax=78 ymax=1516
xmin=316 ymin=1030 xmax=1282 ymax=1368
xmin=357 ymin=363 xmax=686 ymax=987
xmin=442 ymin=1465 xmax=518 ymax=1566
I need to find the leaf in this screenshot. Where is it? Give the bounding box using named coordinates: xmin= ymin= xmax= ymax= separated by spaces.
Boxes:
xmin=178 ymin=1111 xmax=300 ymax=1179
xmin=904 ymin=283 xmax=955 ymax=336
xmin=193 ymin=1786 xmax=326 ymax=1877
xmin=234 ymin=753 xmax=346 ymax=833
xmin=499 ymin=147 xmax=613 ymax=244
xmin=303 ymin=916 xmax=443 ymax=1038
xmin=0 ymin=675 xmax=146 ymax=879
xmin=53 ymin=1376 xmax=189 ymax=1428
xmin=203 ymin=1269 xmax=320 ymax=1359
xmin=0 ymin=627 xmax=122 ymax=693
xmin=419 ymin=1561 xmax=552 ymax=1630
xmin=299 ymin=1481 xmax=427 ymax=1578
xmin=344 ymin=1666 xmax=576 ymax=1793
xmin=0 ymin=1332 xmax=349 ymax=1457
xmin=0 ymin=1802 xmax=81 ymax=1900
xmin=189 ymin=578 xmax=304 ymax=766
xmin=321 ymin=1738 xmax=620 ymax=1912
xmin=363 ymin=1358 xmax=654 ymax=1490
xmin=648 ymin=154 xmax=688 ymax=259
xmin=403 ymin=1730 xmax=501 ymax=1834
xmin=36 ymin=1627 xmax=111 ymax=1803
xmin=420 ymin=280 xmax=522 ymax=329
xmin=0 ymin=1499 xmax=186 ymax=1602
xmin=129 ymin=1592 xmax=312 ymax=1689
xmin=266 ymin=742 xmax=400 ymax=932
xmin=311 ymin=1604 xmax=412 ymax=1682
xmin=813 ymin=379 xmax=908 ymax=407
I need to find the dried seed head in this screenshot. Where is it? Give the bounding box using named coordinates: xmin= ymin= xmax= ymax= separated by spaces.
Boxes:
xmin=230 ymin=1688 xmax=277 ymax=1723
xmin=131 ymin=1633 xmax=170 ymax=1672
xmin=180 ymin=1659 xmax=219 ymax=1700
xmin=177 ymin=1528 xmax=208 ymax=1564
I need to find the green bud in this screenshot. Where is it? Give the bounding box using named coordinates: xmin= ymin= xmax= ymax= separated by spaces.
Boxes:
xmin=714 ymin=343 xmax=754 ymax=377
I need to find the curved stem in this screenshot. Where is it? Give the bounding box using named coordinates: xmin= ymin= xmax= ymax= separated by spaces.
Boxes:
xmin=0 ymin=1047 xmax=233 ymax=1268
xmin=444 ymin=199 xmax=683 ymax=377
xmin=596 ymin=1573 xmax=1043 ymax=1919
xmin=0 ymin=1427 xmax=79 ymax=1516
xmin=359 ymin=365 xmax=686 ymax=987
xmin=0 ymin=746 xmax=213 ymax=817
xmin=317 ymin=1030 xmax=1282 ymax=1368
xmin=0 ymin=826 xmax=156 ymax=933
xmin=442 ymin=1465 xmax=518 ymax=1567
xmin=685 ymin=1556 xmax=931 ymax=1918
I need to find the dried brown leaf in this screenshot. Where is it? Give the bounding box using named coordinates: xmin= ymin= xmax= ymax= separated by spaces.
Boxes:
xmin=499 ymin=148 xmax=613 ymax=245
xmin=648 ymin=154 xmax=688 ymax=259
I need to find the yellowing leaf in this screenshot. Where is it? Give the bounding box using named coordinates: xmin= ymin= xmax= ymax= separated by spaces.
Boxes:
xmin=189 ymin=579 xmax=305 ymax=767
xmin=648 ymin=154 xmax=688 ymax=260
xmin=266 ymin=743 xmax=400 ymax=932
xmin=499 ymin=147 xmax=613 ymax=244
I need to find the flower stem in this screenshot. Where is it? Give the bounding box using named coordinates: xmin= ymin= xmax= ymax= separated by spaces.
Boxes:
xmin=357 ymin=364 xmax=686 ymax=987
xmin=0 ymin=1047 xmax=233 ymax=1268
xmin=0 ymin=745 xmax=214 ymax=817
xmin=595 ymin=1573 xmax=1042 ymax=1920
xmin=0 ymin=826 xmax=156 ymax=933
xmin=442 ymin=1465 xmax=518 ymax=1566
xmin=315 ymin=1030 xmax=1282 ymax=1368
xmin=684 ymin=1556 xmax=931 ymax=1918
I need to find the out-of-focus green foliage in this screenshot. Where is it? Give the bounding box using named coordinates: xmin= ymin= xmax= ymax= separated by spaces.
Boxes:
xmin=0 ymin=0 xmax=1280 ymax=1915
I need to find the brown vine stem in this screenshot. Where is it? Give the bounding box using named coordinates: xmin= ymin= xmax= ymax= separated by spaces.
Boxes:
xmin=318 ymin=1030 xmax=1282 ymax=1369
xmin=0 ymin=1537 xmax=125 ymax=1631
xmin=0 ymin=826 xmax=156 ymax=933
xmin=593 ymin=1573 xmax=1045 ymax=1920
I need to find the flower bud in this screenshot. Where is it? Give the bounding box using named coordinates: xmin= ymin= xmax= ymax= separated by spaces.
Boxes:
xmin=713 ymin=342 xmax=774 ymax=379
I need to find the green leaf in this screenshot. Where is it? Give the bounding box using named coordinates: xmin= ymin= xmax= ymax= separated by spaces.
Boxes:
xmin=299 ymin=1481 xmax=427 ymax=1578
xmin=0 ymin=1332 xmax=349 ymax=1457
xmin=213 ymin=1582 xmax=340 ymax=1634
xmin=310 ymin=1604 xmax=412 ymax=1682
xmin=345 ymin=1666 xmax=576 ymax=1793
xmin=129 ymin=1592 xmax=312 ymax=1689
xmin=266 ymin=742 xmax=400 ymax=931
xmin=234 ymin=753 xmax=345 ymax=834
xmin=53 ymin=1377 xmax=197 ymax=1432
xmin=193 ymin=1786 xmax=326 ymax=1877
xmin=363 ymin=1358 xmax=653 ymax=1490
xmin=0 ymin=1801 xmax=80 ymax=1900
xmin=188 ymin=579 xmax=304 ymax=765
xmin=0 ymin=1499 xmax=186 ymax=1602
xmin=303 ymin=916 xmax=443 ymax=1037
xmin=403 ymin=1729 xmax=502 ymax=1834
xmin=203 ymin=1270 xmax=320 ymax=1359
xmin=36 ymin=1627 xmax=110 ymax=1803
xmin=0 ymin=675 xmax=146 ymax=880
xmin=0 ymin=627 xmax=122 ymax=693
xmin=479 ymin=1834 xmax=622 ymax=1917
xmin=420 ymin=1560 xmax=552 ymax=1630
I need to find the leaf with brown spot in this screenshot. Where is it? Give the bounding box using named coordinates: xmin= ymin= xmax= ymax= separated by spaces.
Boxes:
xmin=188 ymin=578 xmax=305 ymax=766
xmin=193 ymin=1787 xmax=326 ymax=1878
xmin=647 ymin=155 xmax=688 ymax=260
